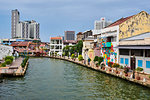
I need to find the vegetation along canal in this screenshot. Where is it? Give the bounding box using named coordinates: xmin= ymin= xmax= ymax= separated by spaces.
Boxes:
xmin=0 ymin=58 xmax=150 ymax=99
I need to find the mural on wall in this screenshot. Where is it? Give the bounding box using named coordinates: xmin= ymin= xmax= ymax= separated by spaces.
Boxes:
xmin=119 ymin=11 xmax=150 ymax=40
xmin=100 ymin=38 xmax=117 ymax=65
xmin=88 ymin=49 xmax=94 ymax=61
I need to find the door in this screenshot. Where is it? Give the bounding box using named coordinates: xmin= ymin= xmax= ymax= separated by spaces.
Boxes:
xmin=130 ymin=57 xmax=136 ymax=70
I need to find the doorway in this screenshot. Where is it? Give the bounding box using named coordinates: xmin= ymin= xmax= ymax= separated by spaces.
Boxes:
xmin=130 ymin=57 xmax=136 ymax=70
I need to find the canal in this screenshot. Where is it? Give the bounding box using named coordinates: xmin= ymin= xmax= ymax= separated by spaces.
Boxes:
xmin=0 ymin=58 xmax=150 ymax=99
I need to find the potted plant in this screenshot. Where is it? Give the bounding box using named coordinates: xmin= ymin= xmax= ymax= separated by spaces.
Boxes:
xmin=100 ymin=62 xmax=105 ymax=70
xmin=124 ymin=67 xmax=130 ymax=76
xmin=136 ymin=67 xmax=143 ymax=80
xmin=78 ymin=55 xmax=83 ymax=61
xmin=108 ymin=62 xmax=113 ymax=72
xmin=112 ymin=63 xmax=120 ymax=74
xmin=71 ymin=54 xmax=75 ymax=60
xmin=95 ymin=61 xmax=99 ymax=67
xmin=94 ymin=56 xmax=98 ymax=63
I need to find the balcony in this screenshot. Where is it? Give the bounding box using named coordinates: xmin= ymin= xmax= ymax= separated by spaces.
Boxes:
xmin=102 ymin=42 xmax=111 ymax=47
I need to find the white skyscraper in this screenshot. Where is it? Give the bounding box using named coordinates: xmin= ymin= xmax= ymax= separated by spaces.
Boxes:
xmin=11 ymin=9 xmax=40 ymax=40
xmin=16 ymin=21 xmax=40 ymax=39
xmin=16 ymin=21 xmax=30 ymax=39
xmin=30 ymin=20 xmax=40 ymax=39
xmin=94 ymin=17 xmax=112 ymax=30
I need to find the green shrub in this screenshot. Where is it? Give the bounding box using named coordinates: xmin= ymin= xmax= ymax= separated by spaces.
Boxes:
xmin=94 ymin=56 xmax=98 ymax=62
xmin=71 ymin=54 xmax=75 ymax=59
xmin=5 ymin=59 xmax=12 ymax=65
xmin=119 ymin=65 xmax=124 ymax=69
xmin=5 ymin=56 xmax=13 ymax=62
xmin=112 ymin=63 xmax=120 ymax=68
xmin=78 ymin=55 xmax=83 ymax=61
xmin=1 ymin=62 xmax=6 ymax=67
xmin=21 ymin=56 xmax=29 ymax=68
xmin=98 ymin=57 xmax=104 ymax=65
xmin=136 ymin=67 xmax=143 ymax=72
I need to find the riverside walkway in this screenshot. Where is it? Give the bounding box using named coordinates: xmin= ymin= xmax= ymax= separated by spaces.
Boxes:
xmin=42 ymin=55 xmax=150 ymax=88
xmin=0 ymin=57 xmax=28 ymax=76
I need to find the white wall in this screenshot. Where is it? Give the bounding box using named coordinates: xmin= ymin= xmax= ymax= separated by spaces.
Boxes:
xmin=0 ymin=45 xmax=13 ymax=60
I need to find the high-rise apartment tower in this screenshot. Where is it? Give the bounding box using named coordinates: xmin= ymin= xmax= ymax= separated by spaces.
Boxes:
xmin=11 ymin=9 xmax=20 ymax=38
xmin=64 ymin=31 xmax=75 ymax=40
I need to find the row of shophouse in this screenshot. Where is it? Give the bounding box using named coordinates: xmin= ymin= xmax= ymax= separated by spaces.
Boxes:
xmin=81 ymin=11 xmax=150 ymax=73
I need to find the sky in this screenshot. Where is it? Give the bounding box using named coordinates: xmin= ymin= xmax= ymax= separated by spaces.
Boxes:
xmin=0 ymin=0 xmax=149 ymax=42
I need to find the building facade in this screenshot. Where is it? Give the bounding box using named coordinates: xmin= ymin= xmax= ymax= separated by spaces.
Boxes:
xmin=11 ymin=9 xmax=20 ymax=38
xmin=64 ymin=31 xmax=75 ymax=40
xmin=94 ymin=17 xmax=112 ymax=30
xmin=76 ymin=32 xmax=83 ymax=41
xmin=118 ymin=11 xmax=150 ymax=73
xmin=0 ymin=45 xmax=13 ymax=60
xmin=83 ymin=30 xmax=93 ymax=40
xmin=49 ymin=37 xmax=63 ymax=56
xmin=11 ymin=9 xmax=40 ymax=40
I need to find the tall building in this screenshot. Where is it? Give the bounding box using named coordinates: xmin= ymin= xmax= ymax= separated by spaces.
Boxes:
xmin=11 ymin=9 xmax=20 ymax=38
xmin=11 ymin=9 xmax=40 ymax=40
xmin=94 ymin=17 xmax=112 ymax=30
xmin=29 ymin=20 xmax=40 ymax=39
xmin=64 ymin=31 xmax=75 ymax=40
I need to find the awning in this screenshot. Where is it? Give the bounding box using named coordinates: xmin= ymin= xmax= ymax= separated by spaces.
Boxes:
xmin=117 ymin=45 xmax=150 ymax=49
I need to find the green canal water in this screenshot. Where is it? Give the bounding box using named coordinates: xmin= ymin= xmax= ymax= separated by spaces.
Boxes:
xmin=0 ymin=58 xmax=150 ymax=100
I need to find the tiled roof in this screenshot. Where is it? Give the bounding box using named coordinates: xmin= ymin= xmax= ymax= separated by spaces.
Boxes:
xmin=50 ymin=37 xmax=62 ymax=40
xmin=77 ymin=32 xmax=83 ymax=35
xmin=11 ymin=41 xmax=30 ymax=47
xmin=106 ymin=15 xmax=133 ymax=28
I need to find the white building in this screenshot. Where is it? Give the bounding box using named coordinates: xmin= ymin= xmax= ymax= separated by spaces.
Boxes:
xmin=30 ymin=20 xmax=40 ymax=39
xmin=0 ymin=45 xmax=13 ymax=60
xmin=49 ymin=37 xmax=63 ymax=56
xmin=63 ymin=40 xmax=77 ymax=47
xmin=16 ymin=20 xmax=40 ymax=39
xmin=94 ymin=17 xmax=112 ymax=30
xmin=12 ymin=9 xmax=40 ymax=40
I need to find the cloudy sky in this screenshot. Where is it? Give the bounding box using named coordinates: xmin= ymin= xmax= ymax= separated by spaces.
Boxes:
xmin=0 ymin=0 xmax=149 ymax=42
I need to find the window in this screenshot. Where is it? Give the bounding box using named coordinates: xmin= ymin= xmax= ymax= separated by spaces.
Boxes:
xmin=119 ymin=49 xmax=129 ymax=55
xmin=125 ymin=58 xmax=129 ymax=65
xmin=120 ymin=58 xmax=124 ymax=64
xmin=138 ymin=60 xmax=143 ymax=67
xmin=131 ymin=49 xmax=143 ymax=56
xmin=145 ymin=50 xmax=150 ymax=57
xmin=146 ymin=61 xmax=150 ymax=68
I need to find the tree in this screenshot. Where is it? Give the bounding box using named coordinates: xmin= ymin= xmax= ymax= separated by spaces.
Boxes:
xmin=94 ymin=56 xmax=99 ymax=62
xmin=76 ymin=40 xmax=83 ymax=55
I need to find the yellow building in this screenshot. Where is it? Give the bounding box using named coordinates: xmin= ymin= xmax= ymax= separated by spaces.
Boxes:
xmin=119 ymin=11 xmax=150 ymax=40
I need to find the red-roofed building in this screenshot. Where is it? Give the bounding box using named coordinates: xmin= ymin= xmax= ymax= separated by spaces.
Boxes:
xmin=76 ymin=32 xmax=83 ymax=41
xmin=49 ymin=37 xmax=63 ymax=56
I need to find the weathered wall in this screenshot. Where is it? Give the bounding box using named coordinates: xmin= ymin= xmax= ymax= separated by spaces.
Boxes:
xmin=119 ymin=11 xmax=150 ymax=40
